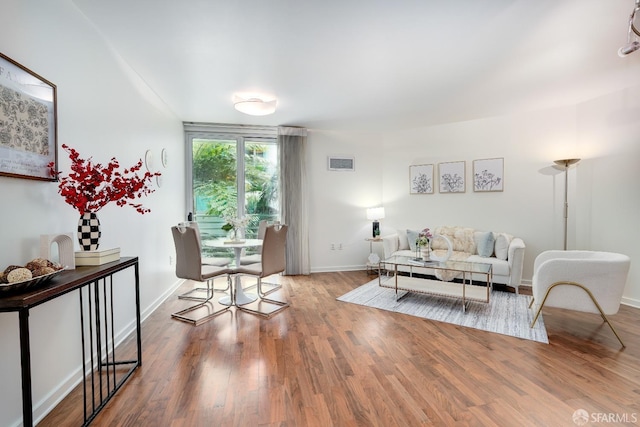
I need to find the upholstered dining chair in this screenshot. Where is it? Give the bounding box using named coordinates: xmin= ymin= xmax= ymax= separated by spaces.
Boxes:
xmin=529 ymin=250 xmax=631 ymax=348
xmin=239 ymin=220 xmax=268 ymax=265
xmin=233 ymin=224 xmax=289 ymax=317
xmin=171 ymin=225 xmax=232 ymax=325
xmin=176 ymin=221 xmax=231 ymax=301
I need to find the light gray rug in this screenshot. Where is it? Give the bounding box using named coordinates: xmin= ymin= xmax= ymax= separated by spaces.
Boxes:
xmin=337 ymin=278 xmax=548 ymax=344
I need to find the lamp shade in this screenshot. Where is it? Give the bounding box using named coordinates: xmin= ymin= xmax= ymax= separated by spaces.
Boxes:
xmin=366 ymin=207 xmax=385 ymax=220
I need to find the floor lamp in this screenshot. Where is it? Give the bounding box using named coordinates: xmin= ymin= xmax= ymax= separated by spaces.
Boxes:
xmin=554 ymin=158 xmax=581 ymax=250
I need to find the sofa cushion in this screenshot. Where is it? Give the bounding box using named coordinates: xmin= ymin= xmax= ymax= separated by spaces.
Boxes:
xmin=494 ymin=233 xmax=513 ymax=260
xmin=407 ymin=229 xmax=420 ymax=252
xmin=475 ymin=231 xmax=495 ymax=257
xmin=433 ymin=226 xmax=476 ymax=253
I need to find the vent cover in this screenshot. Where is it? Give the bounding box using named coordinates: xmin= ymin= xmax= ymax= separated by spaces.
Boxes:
xmin=328 ymin=156 xmax=355 ymax=171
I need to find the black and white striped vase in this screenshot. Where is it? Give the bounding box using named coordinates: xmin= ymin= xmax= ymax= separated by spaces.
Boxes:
xmin=77 ymin=212 xmax=101 ymax=251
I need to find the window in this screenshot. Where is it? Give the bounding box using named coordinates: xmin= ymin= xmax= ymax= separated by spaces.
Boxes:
xmin=184 ymin=123 xmax=279 ymax=254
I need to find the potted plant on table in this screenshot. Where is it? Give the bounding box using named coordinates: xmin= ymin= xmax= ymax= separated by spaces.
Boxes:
xmin=416 ymin=227 xmax=433 ymax=261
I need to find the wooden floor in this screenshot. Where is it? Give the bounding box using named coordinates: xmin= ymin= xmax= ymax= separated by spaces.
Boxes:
xmin=41 ymin=271 xmax=640 ymax=426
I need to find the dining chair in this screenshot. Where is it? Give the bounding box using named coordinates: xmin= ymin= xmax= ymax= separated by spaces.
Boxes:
xmin=171 ymin=225 xmax=232 ymax=325
xmin=239 ymin=220 xmax=283 ymax=296
xmin=233 ymin=224 xmax=289 ymax=317
xmin=176 ymin=221 xmax=231 ymax=301
xmin=239 ymin=220 xmax=268 ymax=265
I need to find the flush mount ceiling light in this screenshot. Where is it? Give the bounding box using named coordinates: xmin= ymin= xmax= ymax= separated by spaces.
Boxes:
xmin=619 ymin=0 xmax=640 ymax=57
xmin=233 ymin=95 xmax=277 ymax=116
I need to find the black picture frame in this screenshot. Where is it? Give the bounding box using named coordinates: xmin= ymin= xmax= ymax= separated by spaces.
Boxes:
xmin=0 ymin=52 xmax=57 ymax=181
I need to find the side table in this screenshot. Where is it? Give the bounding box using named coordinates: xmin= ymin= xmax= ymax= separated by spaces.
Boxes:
xmin=365 ymin=237 xmax=384 ymax=275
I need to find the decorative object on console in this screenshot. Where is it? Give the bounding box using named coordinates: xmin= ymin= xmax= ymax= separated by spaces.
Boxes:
xmin=77 ymin=212 xmax=101 ymax=251
xmin=366 ymin=207 xmax=385 ymax=238
xmin=438 ymin=161 xmax=465 ymax=193
xmin=49 ymin=145 xmax=161 ymax=250
xmin=75 ymin=247 xmax=121 ymax=266
xmin=40 ymin=233 xmax=75 ymax=269
xmin=0 ymin=53 xmax=57 ymax=181
xmin=553 ymin=158 xmax=581 ymax=250
xmin=473 ymin=158 xmax=504 ymax=192
xmin=409 ymin=164 xmax=434 ymax=194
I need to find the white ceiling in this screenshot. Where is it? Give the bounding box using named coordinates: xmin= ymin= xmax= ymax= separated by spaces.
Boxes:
xmin=72 ymin=0 xmax=639 ymax=130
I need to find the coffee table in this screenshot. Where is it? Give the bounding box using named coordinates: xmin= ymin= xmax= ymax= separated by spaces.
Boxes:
xmin=379 ymin=255 xmax=492 ymax=312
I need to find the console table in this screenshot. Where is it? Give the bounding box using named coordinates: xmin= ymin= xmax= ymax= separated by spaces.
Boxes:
xmin=0 ymin=257 xmax=141 ymax=427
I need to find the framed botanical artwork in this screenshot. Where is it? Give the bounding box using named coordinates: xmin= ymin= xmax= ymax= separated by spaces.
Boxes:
xmin=409 ymin=164 xmax=434 ymax=194
xmin=0 ymin=52 xmax=57 ymax=181
xmin=438 ymin=161 xmax=465 ymax=193
xmin=473 ymin=158 xmax=504 ymax=192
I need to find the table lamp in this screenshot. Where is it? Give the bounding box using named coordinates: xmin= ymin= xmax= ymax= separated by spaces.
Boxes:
xmin=366 ymin=207 xmax=385 ymax=238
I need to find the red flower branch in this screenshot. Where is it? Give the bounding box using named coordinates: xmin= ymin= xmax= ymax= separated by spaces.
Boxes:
xmin=48 ymin=144 xmax=161 ymax=215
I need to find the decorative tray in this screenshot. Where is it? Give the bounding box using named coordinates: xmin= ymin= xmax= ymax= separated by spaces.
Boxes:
xmin=0 ymin=267 xmax=66 ymax=295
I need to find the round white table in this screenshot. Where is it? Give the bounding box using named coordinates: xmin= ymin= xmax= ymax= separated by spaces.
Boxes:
xmin=205 ymin=238 xmax=263 ymax=306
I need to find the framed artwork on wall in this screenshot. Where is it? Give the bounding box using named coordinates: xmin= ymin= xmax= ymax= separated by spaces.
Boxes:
xmin=409 ymin=164 xmax=434 ymax=194
xmin=438 ymin=161 xmax=465 ymax=193
xmin=0 ymin=53 xmax=57 ymax=181
xmin=473 ymin=157 xmax=504 ymax=192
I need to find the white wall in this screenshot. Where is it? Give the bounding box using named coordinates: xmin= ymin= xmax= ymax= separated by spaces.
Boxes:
xmin=0 ymin=1 xmax=184 ymax=425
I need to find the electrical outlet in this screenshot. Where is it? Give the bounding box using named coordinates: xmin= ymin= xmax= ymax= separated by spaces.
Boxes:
xmin=330 ymin=243 xmax=335 ymax=250
xmin=338 ymin=243 xmax=343 ymax=250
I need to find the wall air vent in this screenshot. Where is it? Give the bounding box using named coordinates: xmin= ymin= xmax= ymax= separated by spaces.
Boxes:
xmin=327 ymin=156 xmax=355 ymax=171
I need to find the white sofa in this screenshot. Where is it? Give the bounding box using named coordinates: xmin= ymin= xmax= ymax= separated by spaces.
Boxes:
xmin=381 ymin=225 xmax=526 ymax=293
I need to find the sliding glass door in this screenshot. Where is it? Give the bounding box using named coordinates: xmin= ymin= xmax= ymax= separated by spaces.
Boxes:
xmin=185 ymin=124 xmax=279 ymax=253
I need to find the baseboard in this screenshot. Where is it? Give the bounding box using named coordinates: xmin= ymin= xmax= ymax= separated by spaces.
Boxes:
xmin=622 ymin=296 xmax=640 ymax=309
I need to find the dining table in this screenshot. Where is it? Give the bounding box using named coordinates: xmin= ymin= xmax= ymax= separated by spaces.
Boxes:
xmin=204 ymin=238 xmax=262 ymax=306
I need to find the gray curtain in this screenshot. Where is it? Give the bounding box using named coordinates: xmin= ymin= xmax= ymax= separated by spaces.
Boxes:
xmin=278 ymin=126 xmax=310 ymax=275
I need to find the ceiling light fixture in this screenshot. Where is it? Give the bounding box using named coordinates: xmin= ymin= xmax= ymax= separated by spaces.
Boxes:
xmin=619 ymin=0 xmax=640 ymax=57
xmin=233 ymin=95 xmax=277 ymax=116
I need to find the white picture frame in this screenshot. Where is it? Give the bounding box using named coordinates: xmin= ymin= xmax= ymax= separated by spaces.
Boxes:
xmin=438 ymin=161 xmax=465 ymax=193
xmin=473 ymin=158 xmax=504 ymax=192
xmin=409 ymin=164 xmax=434 ymax=194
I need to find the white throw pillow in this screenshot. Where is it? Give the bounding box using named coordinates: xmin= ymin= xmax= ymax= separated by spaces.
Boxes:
xmin=406 ymin=229 xmax=420 ymax=252
xmin=494 ymin=233 xmax=513 ymax=260
xmin=476 ymin=231 xmax=495 ymax=257
xmin=398 ymin=229 xmax=410 ymax=250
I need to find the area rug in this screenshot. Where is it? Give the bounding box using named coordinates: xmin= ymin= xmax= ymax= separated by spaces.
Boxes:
xmin=337 ymin=278 xmax=548 ymax=344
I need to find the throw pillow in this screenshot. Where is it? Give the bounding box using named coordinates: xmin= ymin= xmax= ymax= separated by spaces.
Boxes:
xmin=398 ymin=229 xmax=410 ymax=250
xmin=494 ymin=233 xmax=513 ymax=260
xmin=406 ymin=229 xmax=420 ymax=252
xmin=476 ymin=231 xmax=495 ymax=257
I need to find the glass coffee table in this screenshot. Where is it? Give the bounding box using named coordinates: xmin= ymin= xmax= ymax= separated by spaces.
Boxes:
xmin=379 ymin=255 xmax=493 ymax=312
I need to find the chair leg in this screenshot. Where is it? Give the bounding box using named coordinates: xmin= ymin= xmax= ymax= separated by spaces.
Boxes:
xmin=237 ymin=278 xmax=289 ymax=318
xmin=529 ymin=281 xmax=625 ymax=348
xmin=178 ymin=275 xmax=230 ymax=301
xmin=172 ymin=276 xmax=231 ymax=325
